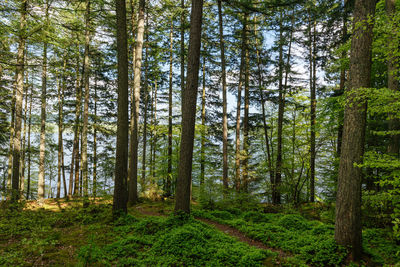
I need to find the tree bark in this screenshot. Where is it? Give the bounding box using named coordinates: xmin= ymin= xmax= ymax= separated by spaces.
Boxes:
xmin=167 ymin=18 xmax=174 ymax=197
xmin=141 ymin=19 xmax=149 ymax=193
xmin=82 ymin=0 xmax=91 ymax=207
xmin=11 ymin=0 xmax=27 ymax=202
xmin=218 ymin=0 xmax=228 ymax=191
xmin=113 ymin=0 xmax=129 ymax=215
xmin=174 ymin=0 xmax=203 ymax=214
xmin=235 ymin=17 xmax=247 ymax=192
xmin=38 ymin=1 xmax=49 ymax=203
xmin=20 ymin=72 xmax=29 ymax=196
xmin=200 ymin=57 xmax=206 ymax=195
xmin=335 ymin=0 xmax=375 ymax=261
xmin=242 ymin=13 xmax=250 ymax=192
xmin=128 ymin=0 xmax=145 ymax=205
xmin=93 ymin=77 xmax=98 ymax=199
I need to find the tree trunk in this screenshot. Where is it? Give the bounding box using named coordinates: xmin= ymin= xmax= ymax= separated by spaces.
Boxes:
xmin=93 ymin=76 xmax=97 ymax=199
xmin=254 ymin=19 xmax=274 ymax=195
xmin=11 ymin=0 xmax=27 ymax=202
xmin=70 ymin=51 xmax=81 ymax=197
xmin=235 ymin=17 xmax=247 ymax=192
xmin=82 ymin=0 xmax=91 ymax=207
xmin=174 ymin=0 xmax=204 ymax=214
xmin=242 ymin=13 xmax=250 ymax=193
xmin=20 ymin=73 xmax=29 ymax=196
xmin=200 ymin=58 xmax=206 ymax=195
xmin=58 ymin=54 xmax=68 ymax=198
xmin=180 ymin=0 xmax=185 ymax=96
xmin=309 ymin=15 xmax=317 ymax=202
xmin=7 ymin=85 xmax=15 ymax=199
xmin=128 ymin=0 xmax=145 ymax=205
xmin=38 ymin=1 xmax=49 ymax=203
xmin=386 ymin=0 xmax=399 ymax=155
xmin=335 ymin=0 xmax=375 ymax=261
xmin=141 ymin=20 xmax=149 ymax=193
xmin=218 ymin=0 xmax=228 ymax=191
xmin=26 ymin=81 xmax=32 ymax=200
xmin=167 ymin=18 xmax=174 ymax=197
xmin=113 ymin=0 xmax=129 ymax=215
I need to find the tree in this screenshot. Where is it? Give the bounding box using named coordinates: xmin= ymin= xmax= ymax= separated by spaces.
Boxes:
xmin=174 ymin=0 xmax=204 ymax=214
xmin=11 ymin=0 xmax=27 ymax=202
xmin=113 ymin=0 xmax=129 ymax=215
xmin=128 ymin=0 xmax=145 ymax=206
xmin=335 ymin=0 xmax=376 ymax=260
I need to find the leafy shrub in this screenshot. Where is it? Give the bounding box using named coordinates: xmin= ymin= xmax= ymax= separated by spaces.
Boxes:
xmin=299 ymin=238 xmax=347 ymax=266
xmin=242 ymin=211 xmax=270 ymax=223
xmin=210 ymin=210 xmax=234 ymax=220
xmin=278 ymin=214 xmax=310 ymax=231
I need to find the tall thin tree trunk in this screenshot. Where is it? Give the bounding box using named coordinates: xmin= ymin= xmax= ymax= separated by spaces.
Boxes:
xmin=7 ymin=85 xmax=15 ymax=198
xmin=167 ymin=19 xmax=174 ymax=197
xmin=235 ymin=17 xmax=247 ymax=192
xmin=309 ymin=15 xmax=317 ymax=202
xmin=180 ymin=0 xmax=185 ymax=96
xmin=335 ymin=0 xmax=375 ymax=260
xmin=174 ymin=0 xmax=204 ymax=214
xmin=141 ymin=18 xmax=149 ymax=193
xmin=11 ymin=0 xmax=27 ymax=202
xmin=26 ymin=83 xmax=32 ymax=200
xmin=93 ymin=76 xmax=97 ymax=199
xmin=218 ymin=0 xmax=228 ymax=190
xmin=128 ymin=0 xmax=145 ymax=205
xmin=242 ymin=13 xmax=249 ymax=193
xmin=200 ymin=58 xmax=206 ymax=194
xmin=70 ymin=51 xmax=81 ymax=197
xmin=152 ymin=81 xmax=158 ymax=179
xmin=58 ymin=54 xmax=68 ymax=198
xmin=82 ymin=0 xmax=91 ymax=206
xmin=113 ymin=0 xmax=129 ymax=215
xmin=38 ymin=1 xmax=49 ymax=203
xmin=254 ymin=19 xmax=274 ymax=194
xmin=20 ymin=73 xmax=29 ymax=196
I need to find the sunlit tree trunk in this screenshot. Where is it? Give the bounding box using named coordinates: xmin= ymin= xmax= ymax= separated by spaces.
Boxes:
xmin=175 ymin=0 xmax=204 ymax=213
xmin=38 ymin=1 xmax=49 ymax=203
xmin=218 ymin=0 xmax=228 ymax=191
xmin=82 ymin=0 xmax=91 ymax=206
xmin=11 ymin=0 xmax=27 ymax=202
xmin=335 ymin=0 xmax=375 ymax=260
xmin=128 ymin=0 xmax=145 ymax=205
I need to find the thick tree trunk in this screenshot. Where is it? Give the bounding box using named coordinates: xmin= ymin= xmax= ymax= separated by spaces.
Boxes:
xmin=335 ymin=0 xmax=375 ymax=261
xmin=141 ymin=22 xmax=149 ymax=193
xmin=82 ymin=0 xmax=91 ymax=207
xmin=11 ymin=0 xmax=27 ymax=202
xmin=167 ymin=19 xmax=173 ymax=197
xmin=218 ymin=0 xmax=228 ymax=190
xmin=113 ymin=0 xmax=129 ymax=215
xmin=386 ymin=0 xmax=399 ymax=155
xmin=128 ymin=0 xmax=145 ymax=205
xmin=174 ymin=0 xmax=203 ymax=214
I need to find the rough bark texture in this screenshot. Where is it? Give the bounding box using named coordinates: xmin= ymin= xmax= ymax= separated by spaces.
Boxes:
xmin=335 ymin=0 xmax=375 ymax=261
xmin=167 ymin=19 xmax=173 ymax=197
xmin=128 ymin=0 xmax=145 ymax=205
xmin=38 ymin=2 xmax=49 ymax=203
xmin=113 ymin=0 xmax=129 ymax=215
xmin=218 ymin=0 xmax=228 ymax=190
xmin=174 ymin=0 xmax=203 ymax=214
xmin=93 ymin=78 xmax=98 ymax=199
xmin=242 ymin=14 xmax=249 ymax=192
xmin=11 ymin=0 xmax=27 ymax=202
xmin=81 ymin=0 xmax=91 ymax=206
xmin=235 ymin=19 xmax=247 ymax=192
xmin=200 ymin=58 xmax=206 ymax=192
xmin=309 ymin=17 xmax=316 ymax=202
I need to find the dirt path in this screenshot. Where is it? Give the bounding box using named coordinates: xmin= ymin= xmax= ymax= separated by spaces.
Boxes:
xmin=133 ymin=206 xmax=290 ymax=259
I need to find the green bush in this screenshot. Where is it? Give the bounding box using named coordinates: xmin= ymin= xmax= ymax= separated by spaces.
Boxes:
xmin=278 ymin=214 xmax=310 ymax=231
xmin=242 ymin=211 xmax=270 ymax=223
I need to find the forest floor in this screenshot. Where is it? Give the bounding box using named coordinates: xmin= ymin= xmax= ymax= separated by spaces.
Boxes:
xmin=0 ymin=198 xmax=399 ymax=266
